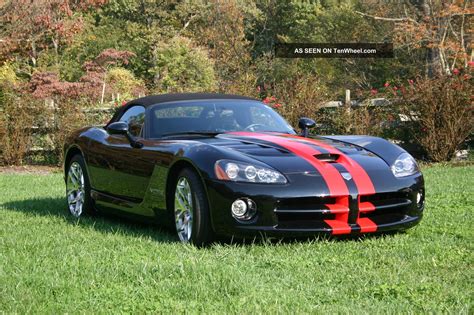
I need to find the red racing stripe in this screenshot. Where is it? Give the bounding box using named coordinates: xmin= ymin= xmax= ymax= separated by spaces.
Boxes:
xmin=325 ymin=196 xmax=350 ymax=233
xmin=324 ymin=203 xmax=350 ymax=214
xmin=357 ymin=201 xmax=377 ymax=233
xmin=357 ymin=218 xmax=377 ymax=233
xmin=230 ymin=132 xmax=379 ymax=234
xmin=280 ymin=134 xmax=379 ymax=233
xmin=230 ymin=132 xmax=349 ymax=196
xmin=229 ymin=132 xmax=351 ymax=234
xmin=359 ymin=201 xmax=376 ymax=213
xmin=324 ymin=219 xmax=352 ymax=235
xmin=282 ymin=135 xmax=376 ymax=195
xmin=306 ymin=138 xmax=378 ymax=232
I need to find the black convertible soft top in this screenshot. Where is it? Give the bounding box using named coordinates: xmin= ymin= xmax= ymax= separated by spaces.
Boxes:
xmin=128 ymin=93 xmax=256 ymax=107
xmin=108 ymin=93 xmax=258 ymax=126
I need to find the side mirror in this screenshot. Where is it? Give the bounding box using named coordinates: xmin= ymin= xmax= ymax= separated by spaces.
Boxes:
xmin=106 ymin=121 xmax=143 ymax=148
xmin=106 ymin=122 xmax=128 ymax=135
xmin=298 ymin=117 xmax=316 ymax=137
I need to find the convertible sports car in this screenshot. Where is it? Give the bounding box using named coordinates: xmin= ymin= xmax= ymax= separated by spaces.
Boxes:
xmin=64 ymin=93 xmax=424 ymax=245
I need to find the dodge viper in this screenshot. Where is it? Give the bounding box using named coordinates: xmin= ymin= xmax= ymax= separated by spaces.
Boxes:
xmin=64 ymin=93 xmax=424 ymax=245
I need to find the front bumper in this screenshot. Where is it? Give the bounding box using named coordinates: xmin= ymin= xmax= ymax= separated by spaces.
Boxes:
xmin=205 ymin=172 xmax=424 ymax=238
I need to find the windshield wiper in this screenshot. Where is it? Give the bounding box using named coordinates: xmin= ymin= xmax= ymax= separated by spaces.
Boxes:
xmin=161 ymin=131 xmax=221 ymax=138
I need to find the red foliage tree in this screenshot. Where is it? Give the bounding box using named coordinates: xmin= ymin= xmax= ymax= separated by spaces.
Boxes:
xmin=29 ymin=49 xmax=136 ymax=104
xmin=29 ymin=72 xmax=82 ymax=99
xmin=80 ymin=49 xmax=136 ymax=103
xmin=0 ymin=0 xmax=108 ymax=67
xmin=356 ymin=0 xmax=473 ymax=76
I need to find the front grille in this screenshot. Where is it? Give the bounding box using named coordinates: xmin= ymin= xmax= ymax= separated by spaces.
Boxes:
xmin=276 ymin=196 xmax=337 ymax=212
xmin=360 ymin=192 xmax=412 ymax=214
xmin=359 ymin=192 xmax=412 ymax=223
xmin=275 ymin=196 xmax=347 ymax=228
xmin=361 ymin=191 xmax=410 ymax=203
xmin=276 ymin=212 xmax=335 ymax=229
xmin=274 ymin=192 xmax=413 ymax=230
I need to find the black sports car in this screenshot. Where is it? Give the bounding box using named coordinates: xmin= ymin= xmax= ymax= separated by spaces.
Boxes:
xmin=64 ymin=93 xmax=424 ymax=245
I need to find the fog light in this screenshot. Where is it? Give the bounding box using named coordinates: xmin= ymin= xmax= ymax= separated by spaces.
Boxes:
xmin=231 ymin=199 xmax=247 ymax=217
xmin=416 ymin=190 xmax=424 ymax=208
xmin=231 ymin=198 xmax=257 ymax=221
xmin=416 ymin=192 xmax=422 ymax=204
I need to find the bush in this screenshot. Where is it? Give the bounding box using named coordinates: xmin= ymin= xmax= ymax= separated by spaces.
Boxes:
xmin=0 ymin=65 xmax=36 ymax=165
xmin=0 ymin=89 xmax=36 ymax=165
xmin=106 ymin=67 xmax=145 ymax=102
xmin=317 ymin=105 xmax=392 ymax=137
xmin=151 ymin=37 xmax=216 ymax=93
xmin=263 ymin=75 xmax=328 ymax=128
xmin=48 ymin=99 xmax=86 ymax=164
xmin=387 ymin=73 xmax=473 ymax=162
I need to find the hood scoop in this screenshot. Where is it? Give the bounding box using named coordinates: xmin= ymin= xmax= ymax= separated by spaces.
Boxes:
xmin=314 ymin=153 xmax=340 ymax=163
xmin=214 ymin=140 xmax=290 ymax=156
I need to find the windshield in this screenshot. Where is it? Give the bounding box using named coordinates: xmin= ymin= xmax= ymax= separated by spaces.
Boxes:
xmin=148 ymin=100 xmax=295 ymax=138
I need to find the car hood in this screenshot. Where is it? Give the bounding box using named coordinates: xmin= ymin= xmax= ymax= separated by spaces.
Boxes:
xmin=200 ymin=132 xmax=389 ymax=175
xmin=189 ymin=131 xmax=415 ymax=194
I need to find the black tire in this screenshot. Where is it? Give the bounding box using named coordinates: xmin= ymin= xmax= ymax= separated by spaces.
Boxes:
xmin=66 ymin=154 xmax=94 ymax=217
xmin=172 ymin=168 xmax=214 ymax=246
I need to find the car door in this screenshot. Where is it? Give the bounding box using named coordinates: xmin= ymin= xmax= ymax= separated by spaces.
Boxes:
xmin=88 ymin=105 xmax=156 ymax=203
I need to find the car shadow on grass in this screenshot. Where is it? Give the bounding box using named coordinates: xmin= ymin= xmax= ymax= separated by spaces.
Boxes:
xmin=2 ymin=197 xmax=403 ymax=247
xmin=230 ymin=230 xmax=402 ymax=247
xmin=1 ymin=197 xmax=176 ymax=244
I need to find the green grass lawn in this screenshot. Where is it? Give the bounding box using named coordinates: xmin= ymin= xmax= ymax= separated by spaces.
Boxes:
xmin=0 ymin=165 xmax=472 ymax=313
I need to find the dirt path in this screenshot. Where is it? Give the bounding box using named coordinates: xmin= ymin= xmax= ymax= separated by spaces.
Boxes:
xmin=0 ymin=165 xmax=61 ymax=175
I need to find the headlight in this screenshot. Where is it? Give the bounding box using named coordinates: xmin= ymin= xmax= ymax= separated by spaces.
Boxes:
xmin=391 ymin=153 xmax=419 ymax=177
xmin=215 ymin=160 xmax=287 ymax=184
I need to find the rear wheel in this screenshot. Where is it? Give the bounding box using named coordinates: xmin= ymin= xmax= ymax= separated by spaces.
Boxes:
xmin=66 ymin=155 xmax=93 ymax=217
xmin=173 ymin=168 xmax=214 ymax=245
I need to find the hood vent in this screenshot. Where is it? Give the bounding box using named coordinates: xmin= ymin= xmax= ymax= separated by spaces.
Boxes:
xmin=214 ymin=141 xmax=290 ymax=156
xmin=314 ymin=153 xmax=340 ymax=162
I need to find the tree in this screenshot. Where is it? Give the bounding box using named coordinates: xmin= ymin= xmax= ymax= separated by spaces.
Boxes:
xmin=0 ymin=0 xmax=107 ymax=70
xmin=95 ymin=0 xmax=194 ymax=87
xmin=151 ymin=36 xmax=216 ymax=93
xmin=355 ymin=0 xmax=473 ymax=76
xmin=106 ymin=67 xmax=145 ymax=102
xmin=0 ymin=63 xmax=35 ymax=165
xmin=81 ymin=48 xmax=136 ymax=103
xmin=386 ymin=72 xmax=473 ymax=162
xmin=181 ymin=0 xmax=259 ymax=96
xmin=28 ymin=48 xmax=137 ymax=104
xmin=249 ymin=0 xmax=397 ymax=94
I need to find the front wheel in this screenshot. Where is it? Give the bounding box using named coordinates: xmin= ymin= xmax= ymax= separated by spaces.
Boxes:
xmin=66 ymin=155 xmax=94 ymax=217
xmin=173 ymin=168 xmax=214 ymax=245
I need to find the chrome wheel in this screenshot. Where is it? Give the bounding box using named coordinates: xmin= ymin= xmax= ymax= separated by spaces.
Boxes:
xmin=66 ymin=161 xmax=85 ymax=217
xmin=174 ymin=177 xmax=193 ymax=242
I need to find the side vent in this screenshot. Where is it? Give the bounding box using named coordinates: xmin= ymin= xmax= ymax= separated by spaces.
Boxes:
xmin=314 ymin=153 xmax=339 ymax=162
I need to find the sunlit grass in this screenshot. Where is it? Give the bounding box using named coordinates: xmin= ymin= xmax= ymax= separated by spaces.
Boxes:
xmin=0 ymin=165 xmax=472 ymax=313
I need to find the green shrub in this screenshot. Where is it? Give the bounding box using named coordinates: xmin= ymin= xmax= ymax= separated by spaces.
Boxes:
xmin=317 ymin=105 xmax=392 ymax=137
xmin=106 ymin=67 xmax=145 ymax=102
xmin=0 ymin=65 xmax=35 ymax=165
xmin=0 ymin=90 xmax=36 ymax=166
xmin=151 ymin=36 xmax=217 ymax=93
xmin=385 ymin=73 xmax=473 ymax=162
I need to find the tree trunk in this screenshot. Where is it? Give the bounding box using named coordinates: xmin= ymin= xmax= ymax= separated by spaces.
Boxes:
xmin=30 ymin=40 xmax=37 ymax=67
xmin=415 ymin=0 xmax=443 ymax=77
xmin=345 ymin=89 xmax=352 ymax=133
xmin=101 ymin=73 xmax=107 ymax=105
